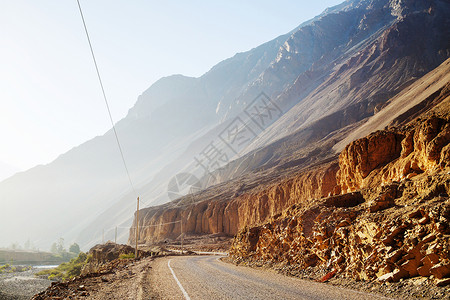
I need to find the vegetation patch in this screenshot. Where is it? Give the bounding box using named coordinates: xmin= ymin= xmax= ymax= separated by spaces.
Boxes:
xmin=36 ymin=252 xmax=88 ymax=281
xmin=119 ymin=253 xmax=135 ymax=260
xmin=0 ymin=264 xmax=31 ymax=273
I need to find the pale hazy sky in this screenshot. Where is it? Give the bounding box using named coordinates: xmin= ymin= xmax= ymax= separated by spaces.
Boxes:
xmin=0 ymin=0 xmax=343 ymax=180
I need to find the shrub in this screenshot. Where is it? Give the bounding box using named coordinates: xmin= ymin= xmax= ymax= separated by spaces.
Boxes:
xmin=48 ymin=274 xmax=58 ymax=281
xmin=36 ymin=252 xmax=88 ymax=281
xmin=0 ymin=264 xmax=31 ymax=273
xmin=0 ymin=264 xmax=9 ymax=273
xmin=119 ymin=253 xmax=135 ymax=260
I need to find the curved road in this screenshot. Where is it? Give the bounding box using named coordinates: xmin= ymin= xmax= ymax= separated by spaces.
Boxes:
xmin=148 ymin=255 xmax=389 ymax=300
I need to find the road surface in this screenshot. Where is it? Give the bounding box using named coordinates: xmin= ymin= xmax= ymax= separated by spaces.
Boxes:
xmin=148 ymin=255 xmax=389 ymax=300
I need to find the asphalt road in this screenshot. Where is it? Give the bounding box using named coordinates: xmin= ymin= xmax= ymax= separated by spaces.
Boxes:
xmin=148 ymin=255 xmax=389 ymax=300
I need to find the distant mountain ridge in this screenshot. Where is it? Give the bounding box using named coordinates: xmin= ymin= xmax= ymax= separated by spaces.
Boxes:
xmin=0 ymin=161 xmax=19 ymax=183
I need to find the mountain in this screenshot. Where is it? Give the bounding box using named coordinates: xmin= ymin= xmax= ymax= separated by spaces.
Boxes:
xmin=132 ymin=56 xmax=450 ymax=244
xmin=1 ymin=0 xmax=449 ymax=250
xmin=130 ymin=0 xmax=450 ymax=243
xmin=0 ymin=161 xmax=19 ymax=183
xmin=0 ymin=13 xmax=291 ymax=249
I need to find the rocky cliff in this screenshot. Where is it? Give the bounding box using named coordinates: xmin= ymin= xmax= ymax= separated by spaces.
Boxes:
xmin=131 ymin=162 xmax=339 ymax=244
xmin=80 ymin=242 xmax=136 ymax=276
xmin=230 ymin=174 xmax=450 ymax=283
xmin=338 ymin=114 xmax=450 ymax=193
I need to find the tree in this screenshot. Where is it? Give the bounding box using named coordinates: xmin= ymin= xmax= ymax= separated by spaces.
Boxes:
xmin=50 ymin=238 xmax=65 ymax=254
xmin=24 ymin=239 xmax=31 ymax=250
xmin=9 ymin=243 xmax=21 ymax=250
xmin=50 ymin=242 xmax=58 ymax=253
xmin=69 ymin=243 xmax=80 ymax=254
xmin=57 ymin=238 xmax=64 ymax=253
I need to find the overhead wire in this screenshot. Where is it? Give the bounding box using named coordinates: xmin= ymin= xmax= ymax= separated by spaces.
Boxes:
xmin=76 ymin=0 xmax=137 ymax=198
xmin=76 ymin=1 xmax=187 ymax=247
xmin=115 ymin=220 xmax=182 ymax=230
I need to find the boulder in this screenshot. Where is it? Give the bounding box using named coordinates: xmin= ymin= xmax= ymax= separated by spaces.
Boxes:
xmin=430 ymin=263 xmax=450 ymax=279
xmin=377 ymin=267 xmax=410 ymax=282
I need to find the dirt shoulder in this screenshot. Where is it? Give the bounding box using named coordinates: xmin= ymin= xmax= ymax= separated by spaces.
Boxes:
xmin=31 ymin=256 xmax=156 ymax=300
xmin=223 ymin=256 xmax=450 ymax=299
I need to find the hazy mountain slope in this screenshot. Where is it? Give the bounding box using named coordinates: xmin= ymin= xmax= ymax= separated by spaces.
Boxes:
xmin=0 ymin=31 xmax=287 ymax=249
xmin=0 ymin=161 xmax=19 ymax=183
xmin=189 ymin=0 xmax=450 ymax=187
xmin=250 ymin=0 xmax=450 ymax=150
xmin=333 ymin=58 xmax=450 ymax=152
xmin=76 ymin=1 xmax=402 ymax=247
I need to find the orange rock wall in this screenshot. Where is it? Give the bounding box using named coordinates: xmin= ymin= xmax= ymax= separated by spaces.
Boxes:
xmin=338 ymin=116 xmax=450 ymax=192
xmin=229 ymin=176 xmax=450 ymax=282
xmin=130 ymin=162 xmax=339 ymax=245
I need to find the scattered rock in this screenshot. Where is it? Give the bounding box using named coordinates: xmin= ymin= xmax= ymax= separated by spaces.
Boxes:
xmin=429 ymin=263 xmax=450 ymax=279
xmin=435 ymin=278 xmax=450 ymax=287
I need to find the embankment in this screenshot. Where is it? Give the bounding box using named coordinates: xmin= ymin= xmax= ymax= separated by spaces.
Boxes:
xmin=0 ymin=249 xmax=65 ymax=265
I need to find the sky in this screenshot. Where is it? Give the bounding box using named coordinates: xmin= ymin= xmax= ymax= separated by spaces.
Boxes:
xmin=0 ymin=0 xmax=343 ymax=181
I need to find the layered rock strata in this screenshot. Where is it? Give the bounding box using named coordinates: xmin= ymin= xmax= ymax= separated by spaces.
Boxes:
xmin=131 ymin=162 xmax=339 ymax=244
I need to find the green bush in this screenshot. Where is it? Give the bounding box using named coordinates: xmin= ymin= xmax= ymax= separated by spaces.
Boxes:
xmin=0 ymin=264 xmax=9 ymax=273
xmin=36 ymin=252 xmax=88 ymax=281
xmin=48 ymin=274 xmax=58 ymax=281
xmin=0 ymin=264 xmax=31 ymax=273
xmin=119 ymin=253 xmax=135 ymax=260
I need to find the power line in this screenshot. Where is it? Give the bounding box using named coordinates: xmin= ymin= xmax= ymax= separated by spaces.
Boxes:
xmin=110 ymin=220 xmax=182 ymax=230
xmin=76 ymin=0 xmax=137 ymax=197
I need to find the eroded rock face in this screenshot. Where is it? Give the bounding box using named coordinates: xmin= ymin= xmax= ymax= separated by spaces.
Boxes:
xmin=337 ymin=131 xmax=404 ymax=193
xmin=132 ymin=113 xmax=450 ymax=249
xmin=230 ymin=175 xmax=450 ymax=283
xmin=381 ymin=116 xmax=450 ymax=183
xmin=338 ymin=115 xmax=450 ymax=193
xmin=130 ymin=163 xmax=339 ymax=245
